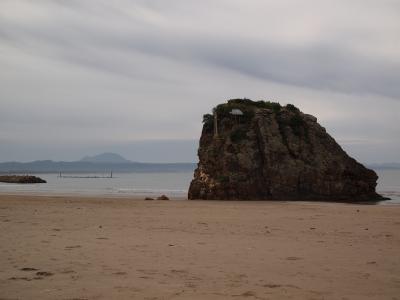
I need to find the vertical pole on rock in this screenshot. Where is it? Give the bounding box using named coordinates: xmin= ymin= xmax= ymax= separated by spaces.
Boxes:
xmin=214 ymin=110 xmax=218 ymax=138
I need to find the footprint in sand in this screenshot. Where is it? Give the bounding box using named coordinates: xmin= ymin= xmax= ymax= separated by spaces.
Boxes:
xmin=137 ymin=269 xmax=158 ymax=276
xmin=113 ymin=271 xmax=127 ymax=276
xmin=36 ymin=271 xmax=53 ymax=277
xmin=264 ymin=283 xmax=300 ymax=290
xmin=8 ymin=276 xmax=31 ymax=281
xmin=60 ymin=269 xmax=76 ymax=274
xmin=286 ymin=256 xmax=303 ymax=261
xmin=263 ymin=284 xmax=282 ymax=288
xmin=20 ymin=267 xmax=38 ymax=271
xmin=233 ymin=291 xmax=257 ymax=297
xmin=65 ymin=245 xmax=82 ymax=250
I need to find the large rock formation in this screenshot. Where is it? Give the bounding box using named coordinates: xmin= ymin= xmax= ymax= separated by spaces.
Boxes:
xmin=188 ymin=99 xmax=383 ymax=201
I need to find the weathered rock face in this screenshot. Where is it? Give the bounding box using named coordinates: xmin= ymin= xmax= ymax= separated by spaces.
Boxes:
xmin=188 ymin=99 xmax=382 ymax=201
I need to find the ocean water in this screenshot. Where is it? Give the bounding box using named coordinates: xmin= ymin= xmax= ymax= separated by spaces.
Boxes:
xmin=0 ymin=172 xmax=193 ymax=198
xmin=375 ymin=169 xmax=400 ymax=205
xmin=0 ymin=170 xmax=399 ymax=203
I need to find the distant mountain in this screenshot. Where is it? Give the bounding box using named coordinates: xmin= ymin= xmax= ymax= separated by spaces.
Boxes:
xmin=80 ymin=153 xmax=131 ymax=164
xmin=368 ymin=163 xmax=400 ymax=170
xmin=0 ymin=153 xmax=196 ymax=173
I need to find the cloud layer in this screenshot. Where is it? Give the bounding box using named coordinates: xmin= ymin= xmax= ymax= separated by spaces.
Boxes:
xmin=0 ymin=0 xmax=399 ymax=162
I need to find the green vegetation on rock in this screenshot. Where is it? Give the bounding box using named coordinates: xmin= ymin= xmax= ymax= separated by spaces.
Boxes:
xmin=202 ymin=98 xmax=303 ymax=138
xmin=286 ymin=103 xmax=300 ymax=113
xmin=202 ymin=113 xmax=214 ymax=133
xmin=289 ymin=114 xmax=306 ymax=136
xmin=217 ymin=175 xmax=230 ymax=183
xmin=210 ymin=98 xmax=300 ymax=120
xmin=230 ymin=127 xmax=247 ymax=143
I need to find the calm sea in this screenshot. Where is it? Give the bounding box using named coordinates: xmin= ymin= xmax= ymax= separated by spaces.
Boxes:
xmin=0 ymin=170 xmax=399 ymax=204
xmin=0 ymin=172 xmax=193 ymax=198
xmin=375 ymin=169 xmax=400 ymax=204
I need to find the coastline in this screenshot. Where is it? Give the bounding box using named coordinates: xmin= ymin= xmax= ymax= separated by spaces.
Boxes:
xmin=0 ymin=194 xmax=399 ymax=299
xmin=0 ymin=168 xmax=398 ymax=203
xmin=0 ymin=191 xmax=188 ymax=201
xmin=0 ymin=190 xmax=396 ymax=205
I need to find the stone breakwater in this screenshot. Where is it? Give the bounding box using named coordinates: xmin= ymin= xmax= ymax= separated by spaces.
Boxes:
xmin=0 ymin=175 xmax=46 ymax=184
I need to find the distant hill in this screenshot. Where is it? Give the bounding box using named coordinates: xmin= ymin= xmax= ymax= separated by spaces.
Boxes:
xmin=80 ymin=153 xmax=131 ymax=164
xmin=368 ymin=163 xmax=400 ymax=170
xmin=0 ymin=153 xmax=196 ymax=173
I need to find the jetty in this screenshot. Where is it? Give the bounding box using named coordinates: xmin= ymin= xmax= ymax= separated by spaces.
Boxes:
xmin=58 ymin=171 xmax=113 ymax=178
xmin=0 ymin=175 xmax=46 ymax=184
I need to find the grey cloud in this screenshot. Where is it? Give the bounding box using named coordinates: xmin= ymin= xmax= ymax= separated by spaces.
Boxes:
xmin=0 ymin=1 xmax=398 ymax=98
xmin=194 ymin=41 xmax=400 ymax=99
xmin=0 ymin=0 xmax=399 ymax=163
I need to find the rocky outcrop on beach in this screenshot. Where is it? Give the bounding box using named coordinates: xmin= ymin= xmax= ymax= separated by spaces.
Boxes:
xmin=188 ymin=99 xmax=383 ymax=201
xmin=0 ymin=175 xmax=46 ymax=184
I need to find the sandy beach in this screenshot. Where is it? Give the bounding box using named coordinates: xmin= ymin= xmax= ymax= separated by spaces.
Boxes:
xmin=0 ymin=194 xmax=399 ymax=299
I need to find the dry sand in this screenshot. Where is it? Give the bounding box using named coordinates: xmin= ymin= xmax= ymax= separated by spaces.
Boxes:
xmin=0 ymin=194 xmax=399 ymax=300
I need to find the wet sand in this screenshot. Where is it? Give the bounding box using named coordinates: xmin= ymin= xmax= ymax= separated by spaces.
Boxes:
xmin=0 ymin=194 xmax=399 ymax=299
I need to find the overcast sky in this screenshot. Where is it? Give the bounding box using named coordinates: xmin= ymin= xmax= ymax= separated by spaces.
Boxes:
xmin=0 ymin=0 xmax=399 ymax=163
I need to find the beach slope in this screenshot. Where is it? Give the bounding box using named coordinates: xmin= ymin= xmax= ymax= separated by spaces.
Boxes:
xmin=0 ymin=195 xmax=399 ymax=299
